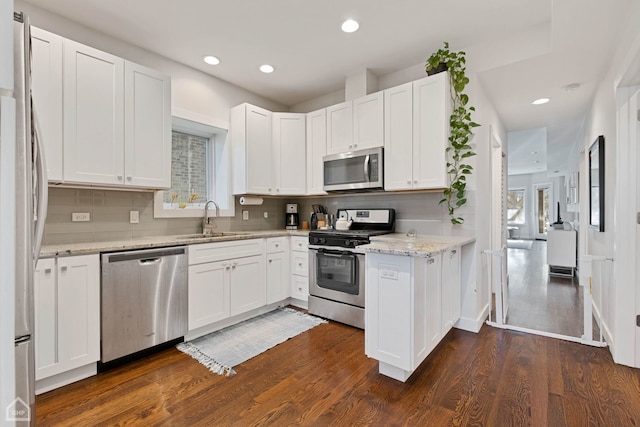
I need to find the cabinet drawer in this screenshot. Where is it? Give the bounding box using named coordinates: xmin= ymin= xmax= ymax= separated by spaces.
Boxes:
xmin=290 ymin=252 xmax=309 ymax=276
xmin=290 ymin=236 xmax=308 ymax=252
xmin=266 ymin=237 xmax=287 ymax=254
xmin=189 ymin=238 xmax=264 ymax=265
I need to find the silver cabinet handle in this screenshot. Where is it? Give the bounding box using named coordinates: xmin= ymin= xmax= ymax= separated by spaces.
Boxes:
xmin=427 ymin=258 xmax=435 ymax=265
xmin=117 ymin=175 xmax=123 ymax=180
xmin=451 ymin=249 xmax=457 ymax=255
xmin=269 ymin=259 xmax=273 ymax=263
xmin=60 ymin=265 xmax=67 ymax=271
xmin=127 ymin=176 xmax=132 ymax=181
xmin=44 ymin=268 xmax=51 ymax=274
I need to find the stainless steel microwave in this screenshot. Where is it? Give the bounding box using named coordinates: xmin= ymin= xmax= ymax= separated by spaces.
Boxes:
xmin=323 ymin=147 xmax=383 ymax=192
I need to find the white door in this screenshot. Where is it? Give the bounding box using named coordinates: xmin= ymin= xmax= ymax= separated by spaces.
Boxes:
xmin=272 ymin=113 xmax=306 ymax=195
xmin=533 ymin=183 xmax=553 ymax=240
xmin=383 ymin=82 xmax=413 ymax=190
xmin=353 ymin=92 xmax=384 ymax=150
xmin=305 ymin=109 xmax=327 ymax=195
xmin=326 ymin=101 xmax=353 ymax=154
xmin=229 ymin=255 xmax=266 ymax=316
xmin=245 ymin=105 xmax=273 ymax=194
xmin=188 ymin=261 xmax=230 ymax=330
xmin=635 ymin=90 xmax=640 ymax=366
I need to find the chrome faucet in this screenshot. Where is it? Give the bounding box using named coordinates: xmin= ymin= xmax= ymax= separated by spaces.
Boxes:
xmin=203 ymin=200 xmax=220 ymax=235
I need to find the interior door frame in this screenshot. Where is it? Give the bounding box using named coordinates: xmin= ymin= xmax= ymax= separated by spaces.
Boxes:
xmin=533 ymin=182 xmax=553 ymax=240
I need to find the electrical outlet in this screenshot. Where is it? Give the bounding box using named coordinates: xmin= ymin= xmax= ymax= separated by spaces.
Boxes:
xmin=71 ymin=212 xmax=91 ymax=222
xmin=242 ymin=210 xmax=249 ymax=220
xmin=263 ymin=211 xmax=268 ymax=219
xmin=130 ymin=210 xmax=139 ymax=224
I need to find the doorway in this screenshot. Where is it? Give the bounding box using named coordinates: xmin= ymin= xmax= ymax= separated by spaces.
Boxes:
xmin=533 ymin=183 xmax=552 ymax=240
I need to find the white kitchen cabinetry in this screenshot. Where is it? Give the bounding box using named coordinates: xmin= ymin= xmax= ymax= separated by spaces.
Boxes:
xmin=326 ymin=92 xmax=384 ymax=155
xmin=188 ymin=239 xmax=266 ymax=331
xmin=365 ymin=252 xmax=443 ymax=382
xmin=266 ymin=237 xmax=290 ymax=304
xmin=384 ymin=74 xmax=450 ymax=191
xmin=412 ymin=73 xmax=450 ymax=189
xmin=272 ymin=113 xmax=306 ymax=195
xmin=232 ymin=103 xmax=273 ymax=195
xmin=63 ymin=39 xmax=125 ymax=186
xmin=290 ymin=236 xmax=309 ymax=305
xmin=123 ymin=61 xmax=171 ymax=188
xmin=30 ymin=27 xmax=63 ymax=182
xmin=34 ymin=254 xmax=100 ymax=387
xmin=30 ymin=29 xmax=171 ymax=189
xmin=440 ymin=246 xmax=461 ymax=336
xmin=306 ymin=108 xmax=327 ymax=195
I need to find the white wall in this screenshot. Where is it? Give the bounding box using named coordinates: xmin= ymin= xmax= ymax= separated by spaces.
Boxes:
xmin=575 ymin=1 xmax=640 ymax=366
xmin=15 ymin=1 xmax=286 ymax=128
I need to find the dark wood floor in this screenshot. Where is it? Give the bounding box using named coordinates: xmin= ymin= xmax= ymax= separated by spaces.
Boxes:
xmin=506 ymin=240 xmax=586 ymax=338
xmin=36 ymin=318 xmax=640 ymax=426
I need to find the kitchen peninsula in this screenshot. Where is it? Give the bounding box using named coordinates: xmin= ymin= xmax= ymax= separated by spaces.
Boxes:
xmin=361 ymin=234 xmax=475 ymax=382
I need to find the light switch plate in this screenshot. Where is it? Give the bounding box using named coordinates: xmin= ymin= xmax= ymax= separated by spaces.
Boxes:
xmin=71 ymin=212 xmax=90 ymax=222
xmin=130 ymin=210 xmax=139 ymax=224
xmin=242 ymin=210 xmax=249 ymax=220
xmin=263 ymin=211 xmax=268 ymax=219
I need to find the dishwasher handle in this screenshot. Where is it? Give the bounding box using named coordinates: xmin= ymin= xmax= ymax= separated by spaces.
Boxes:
xmin=104 ymin=247 xmax=186 ymax=263
xmin=139 ymin=258 xmax=161 ymax=265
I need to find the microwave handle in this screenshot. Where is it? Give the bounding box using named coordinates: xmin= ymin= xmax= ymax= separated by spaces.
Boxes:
xmin=363 ymin=154 xmax=370 ymax=182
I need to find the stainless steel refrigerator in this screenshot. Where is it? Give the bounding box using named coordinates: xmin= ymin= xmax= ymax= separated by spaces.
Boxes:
xmin=0 ymin=11 xmax=48 ymax=426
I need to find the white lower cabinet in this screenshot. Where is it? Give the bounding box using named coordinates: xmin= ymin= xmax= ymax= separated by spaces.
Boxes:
xmin=441 ymin=246 xmax=461 ymax=336
xmin=266 ymin=237 xmax=290 ymax=304
xmin=34 ymin=254 xmax=100 ymax=384
xmin=365 ymin=252 xmax=444 ymax=382
xmin=187 ymin=239 xmax=267 ymax=332
xmin=289 ymin=236 xmax=309 ymax=303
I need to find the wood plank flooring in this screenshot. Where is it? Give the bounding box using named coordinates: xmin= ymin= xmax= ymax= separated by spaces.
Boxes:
xmin=506 ymin=240 xmax=585 ymax=337
xmin=36 ymin=317 xmax=640 ymax=426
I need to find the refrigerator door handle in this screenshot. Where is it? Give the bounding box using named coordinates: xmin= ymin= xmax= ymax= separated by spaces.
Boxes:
xmin=31 ymin=84 xmax=48 ymax=264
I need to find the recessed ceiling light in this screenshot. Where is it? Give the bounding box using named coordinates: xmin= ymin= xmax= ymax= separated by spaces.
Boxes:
xmin=259 ymin=64 xmax=274 ymax=73
xmin=203 ymin=55 xmax=220 ymax=65
xmin=531 ymin=98 xmax=550 ymax=105
xmin=341 ymin=19 xmax=360 ymax=33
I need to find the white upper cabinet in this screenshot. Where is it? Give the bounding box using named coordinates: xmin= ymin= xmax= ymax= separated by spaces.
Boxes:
xmin=326 ymin=101 xmax=353 ymax=154
xmin=383 ymin=82 xmax=414 ymax=190
xmin=326 ymin=92 xmax=384 ymax=155
xmin=353 ymin=92 xmax=384 ymax=150
xmin=272 ymin=113 xmax=306 ymax=195
xmin=30 ymin=27 xmax=63 ymax=182
xmin=63 ymin=39 xmax=125 ymax=185
xmin=232 ymin=103 xmax=273 ymax=195
xmin=306 ymin=108 xmax=327 ymax=195
xmin=30 ymin=28 xmax=171 ymax=189
xmin=124 ymin=61 xmax=171 ymax=188
xmin=412 ymin=73 xmax=450 ymax=189
xmin=384 ymin=73 xmax=451 ymax=191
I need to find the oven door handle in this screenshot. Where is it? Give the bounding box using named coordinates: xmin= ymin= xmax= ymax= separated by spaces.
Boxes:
xmin=318 ymin=249 xmax=352 ymax=257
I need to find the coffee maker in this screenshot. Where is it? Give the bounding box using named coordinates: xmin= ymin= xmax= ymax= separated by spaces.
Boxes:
xmin=285 ymin=204 xmax=299 ymax=229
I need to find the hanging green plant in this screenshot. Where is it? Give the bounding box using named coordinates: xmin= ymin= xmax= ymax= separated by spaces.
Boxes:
xmin=425 ymin=42 xmax=480 ymax=225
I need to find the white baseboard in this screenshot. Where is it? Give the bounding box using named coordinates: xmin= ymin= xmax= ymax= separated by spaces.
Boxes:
xmin=36 ymin=363 xmax=97 ymax=395
xmin=455 ymin=302 xmax=489 ymax=333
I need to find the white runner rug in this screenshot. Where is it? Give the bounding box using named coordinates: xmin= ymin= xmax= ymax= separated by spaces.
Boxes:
xmin=177 ymin=307 xmax=327 ymax=377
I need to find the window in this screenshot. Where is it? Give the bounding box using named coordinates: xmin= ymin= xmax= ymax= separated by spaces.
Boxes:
xmin=507 ymin=189 xmax=525 ymax=224
xmin=154 ymin=114 xmax=234 ymax=218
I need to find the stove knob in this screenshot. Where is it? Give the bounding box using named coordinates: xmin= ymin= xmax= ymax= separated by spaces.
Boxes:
xmin=319 ymin=238 xmax=327 ymax=245
xmin=344 ymin=239 xmax=351 ymax=247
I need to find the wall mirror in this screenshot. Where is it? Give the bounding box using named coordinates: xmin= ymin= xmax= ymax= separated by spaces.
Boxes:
xmin=589 ymin=135 xmax=605 ymax=232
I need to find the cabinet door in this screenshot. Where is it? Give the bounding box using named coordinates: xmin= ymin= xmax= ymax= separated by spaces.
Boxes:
xmin=124 ymin=61 xmax=171 ymax=189
xmin=306 ymin=109 xmax=327 ymax=195
xmin=229 ymin=255 xmax=266 ymax=316
xmin=365 ymin=253 xmax=412 ymax=370
xmin=440 ymin=250 xmax=453 ymax=336
xmin=383 ymin=83 xmax=413 ymax=190
xmin=353 ymin=92 xmax=384 ymax=151
xmin=188 ymin=261 xmax=230 ymax=330
xmin=412 ymin=74 xmax=449 ymax=189
xmin=31 ymin=28 xmax=63 ymax=182
xmin=449 ymin=247 xmax=461 ymax=325
xmin=246 ymin=105 xmax=273 ymax=194
xmin=267 ymin=251 xmax=290 ymax=304
xmin=290 ymin=274 xmax=309 ymax=302
xmin=272 ymin=113 xmax=306 ymax=195
xmin=34 ymin=258 xmax=57 ymax=379
xmin=326 ymin=101 xmax=353 ymax=154
xmin=63 ymin=40 xmax=124 ymax=185
xmin=56 ymin=255 xmax=100 ymax=374
xmin=415 ymin=254 xmax=442 ymax=360
xmin=290 ymin=251 xmax=308 ymax=276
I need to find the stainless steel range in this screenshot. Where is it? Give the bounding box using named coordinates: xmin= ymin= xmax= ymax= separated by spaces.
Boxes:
xmin=308 ymin=208 xmax=395 ymax=329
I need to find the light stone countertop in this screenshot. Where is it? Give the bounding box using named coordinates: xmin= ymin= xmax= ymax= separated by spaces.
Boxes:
xmin=360 ymin=233 xmax=476 ymax=258
xmin=41 ymin=229 xmax=309 ymax=258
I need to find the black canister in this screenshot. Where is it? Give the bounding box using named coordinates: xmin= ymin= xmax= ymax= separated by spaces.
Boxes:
xmin=310 ymin=212 xmax=318 ymax=230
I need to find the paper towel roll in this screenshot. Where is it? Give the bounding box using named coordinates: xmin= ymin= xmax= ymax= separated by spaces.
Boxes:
xmin=239 ymin=196 xmax=263 ymax=205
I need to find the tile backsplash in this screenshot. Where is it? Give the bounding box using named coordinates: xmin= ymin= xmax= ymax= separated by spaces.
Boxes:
xmin=43 ymin=187 xmax=474 ymax=245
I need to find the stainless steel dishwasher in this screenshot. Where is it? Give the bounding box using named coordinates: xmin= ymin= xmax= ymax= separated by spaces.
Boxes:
xmin=101 ymin=246 xmax=188 ymax=363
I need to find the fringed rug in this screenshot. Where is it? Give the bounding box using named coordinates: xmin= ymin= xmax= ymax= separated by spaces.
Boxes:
xmin=177 ymin=307 xmax=327 ymax=377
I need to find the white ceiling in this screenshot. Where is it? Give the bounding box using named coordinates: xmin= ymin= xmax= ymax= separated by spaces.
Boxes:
xmin=22 ymin=0 xmax=636 ymax=177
